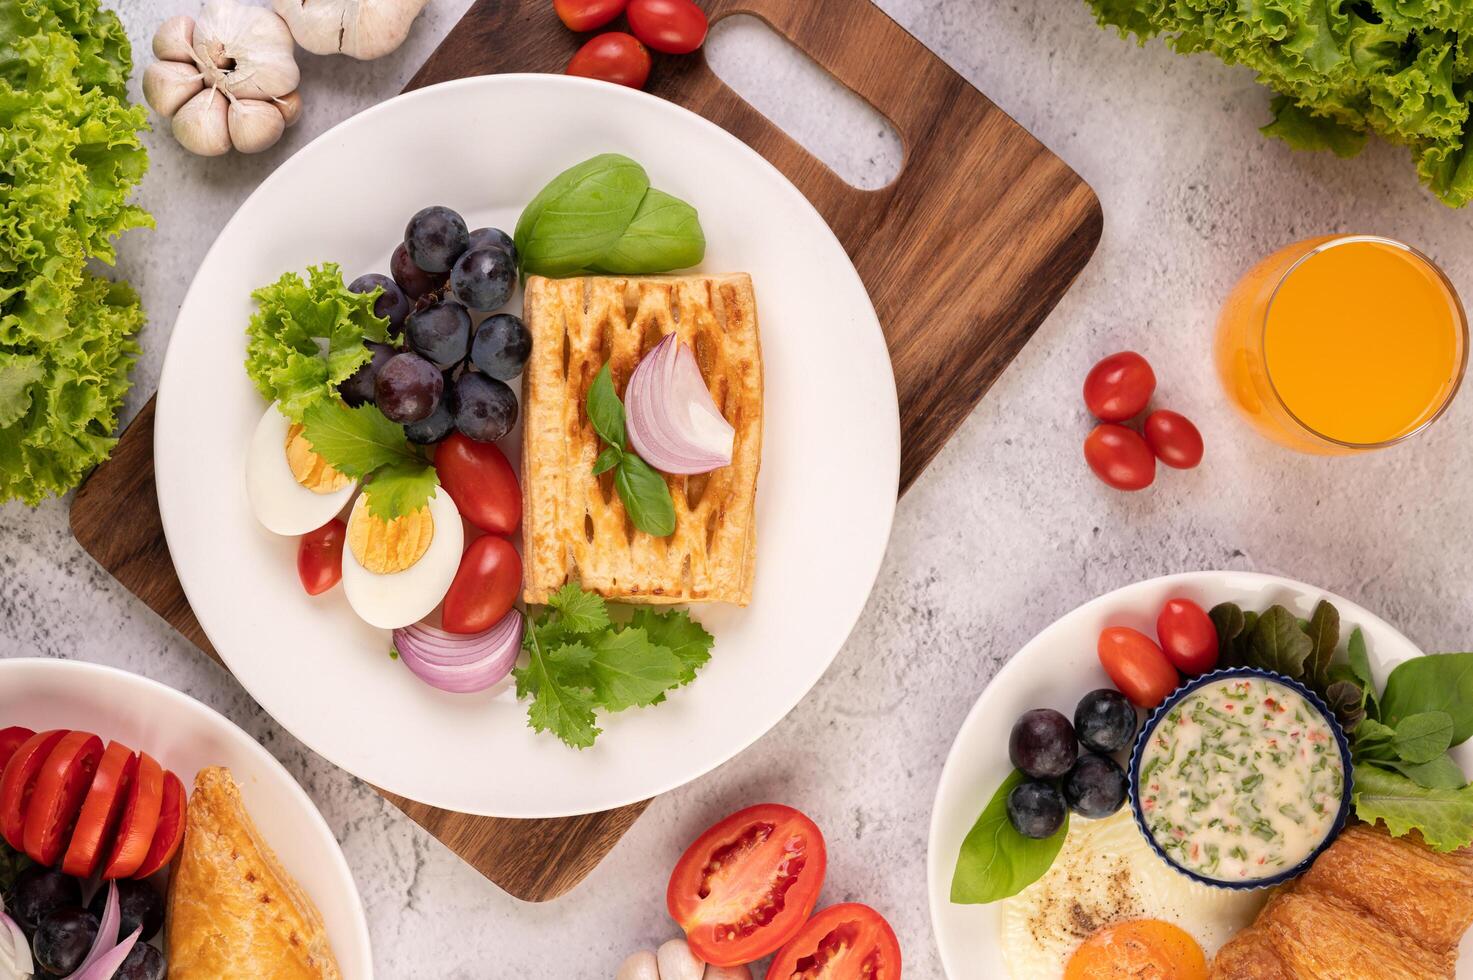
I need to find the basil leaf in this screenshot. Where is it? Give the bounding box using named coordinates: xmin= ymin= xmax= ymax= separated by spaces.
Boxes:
xmin=1392 ymin=710 xmax=1456 ymax=764
xmin=1304 ymin=600 xmax=1340 ymax=690
xmin=1381 ymin=653 xmax=1473 ymax=746
xmin=586 ymin=362 xmax=626 ymax=450
xmin=950 ymin=770 xmax=1068 ymax=904
xmin=615 ymin=454 xmax=676 ymax=537
xmin=590 ymin=189 xmax=706 ymax=274
xmin=592 ymin=445 xmax=622 ymax=476
xmin=515 ymin=154 xmax=650 ymax=276
xmin=1368 ymin=755 xmax=1468 ymax=791
xmin=1248 ymin=605 xmax=1313 ymax=679
xmin=1210 ymin=602 xmax=1246 ymax=667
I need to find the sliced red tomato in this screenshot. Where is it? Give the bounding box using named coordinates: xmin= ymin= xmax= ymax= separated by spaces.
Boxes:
xmin=764 ymin=903 xmax=902 ymax=980
xmin=62 ymin=742 xmax=137 ymax=878
xmin=132 ymin=770 xmax=186 ymax=879
xmin=298 ymin=518 xmax=347 ymax=596
xmin=0 ymin=729 xmax=68 ymax=849
xmin=442 ymin=535 xmax=523 ymax=634
xmin=0 ymin=727 xmax=35 ymax=771
xmin=102 ymin=751 xmax=163 ymax=880
xmin=23 ymin=730 xmax=104 ymax=865
xmin=435 ymin=432 xmax=522 ymax=534
xmin=668 ymin=804 xmax=827 ymax=967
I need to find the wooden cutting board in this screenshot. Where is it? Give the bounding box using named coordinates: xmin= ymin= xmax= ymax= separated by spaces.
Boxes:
xmin=70 ymin=0 xmax=1100 ymax=902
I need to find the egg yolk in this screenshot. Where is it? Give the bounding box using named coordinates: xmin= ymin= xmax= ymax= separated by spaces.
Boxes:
xmin=1063 ymin=919 xmax=1207 ymax=980
xmin=347 ymin=500 xmax=434 ymax=574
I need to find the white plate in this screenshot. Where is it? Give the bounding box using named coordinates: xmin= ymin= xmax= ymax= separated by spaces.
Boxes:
xmin=0 ymin=658 xmax=372 ymax=977
xmin=154 ymin=74 xmax=900 ymax=817
xmin=927 ymin=570 xmax=1473 ymax=978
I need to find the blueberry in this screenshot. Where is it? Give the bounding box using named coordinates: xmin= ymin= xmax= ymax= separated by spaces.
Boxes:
xmin=1006 ymin=780 xmax=1067 ymax=839
xmin=1008 ymin=708 xmax=1077 ymax=780
xmin=348 ymin=273 xmax=412 ymax=333
xmin=1062 ymin=753 xmax=1129 ymax=818
xmin=1074 ymin=689 xmax=1138 ymax=754
xmin=470 ymin=314 xmax=532 ymax=380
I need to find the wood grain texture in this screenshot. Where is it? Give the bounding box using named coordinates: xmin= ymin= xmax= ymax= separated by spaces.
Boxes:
xmin=71 ymin=0 xmax=1099 ymax=903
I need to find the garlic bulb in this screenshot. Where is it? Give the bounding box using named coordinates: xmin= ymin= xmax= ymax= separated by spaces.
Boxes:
xmin=143 ymin=60 xmax=204 ymax=117
xmin=615 ymin=941 xmax=752 ymax=980
xmin=193 ymin=0 xmax=300 ymax=100
xmin=272 ymin=0 xmax=430 ymax=60
xmin=228 ymin=98 xmax=287 ymax=153
xmin=173 ymin=88 xmax=232 ymax=156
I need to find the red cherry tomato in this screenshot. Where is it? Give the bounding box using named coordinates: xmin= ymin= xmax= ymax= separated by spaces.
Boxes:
xmin=669 ymin=804 xmax=828 ymax=967
xmin=133 ymin=770 xmax=187 ymax=879
xmin=627 ymin=0 xmax=708 ymax=54
xmin=0 ymin=729 xmax=67 ymax=849
xmin=1084 ymin=424 xmax=1156 ymax=491
xmin=435 ymin=432 xmax=522 ymax=535
xmin=567 ymin=32 xmax=652 ymax=89
xmin=0 ymin=727 xmax=35 ymax=772
xmin=62 ymin=742 xmax=137 ymax=878
xmin=1084 ymin=351 xmax=1156 ymax=422
xmin=298 ymin=519 xmax=346 ymax=596
xmin=763 ymin=903 xmax=902 ymax=980
xmin=1098 ymin=627 xmax=1180 ymax=708
xmin=554 ymin=0 xmax=627 ymax=31
xmin=1157 ymin=598 xmax=1218 ymax=676
xmin=102 ymin=751 xmax=163 ymax=880
xmin=442 ymin=536 xmax=523 ymax=635
xmin=1144 ymin=409 xmax=1203 ymax=469
xmin=23 ymin=730 xmax=104 ymax=865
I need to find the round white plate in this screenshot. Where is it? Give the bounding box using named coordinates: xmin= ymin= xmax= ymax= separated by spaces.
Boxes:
xmin=0 ymin=658 xmax=372 ymax=977
xmin=927 ymin=570 xmax=1473 ymax=978
xmin=154 ymin=74 xmax=899 ymax=817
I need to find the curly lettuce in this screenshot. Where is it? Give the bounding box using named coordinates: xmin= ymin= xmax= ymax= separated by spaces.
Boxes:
xmin=0 ymin=0 xmax=151 ymax=504
xmin=1087 ymin=0 xmax=1473 ymax=206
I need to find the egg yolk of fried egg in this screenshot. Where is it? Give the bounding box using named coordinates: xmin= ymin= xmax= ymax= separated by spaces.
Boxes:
xmin=1063 ymin=919 xmax=1206 ymax=980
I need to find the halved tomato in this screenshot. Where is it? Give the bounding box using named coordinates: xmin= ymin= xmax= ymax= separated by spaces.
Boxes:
xmin=132 ymin=770 xmax=186 ymax=879
xmin=23 ymin=730 xmax=104 ymax=865
xmin=668 ymin=804 xmax=827 ymax=967
xmin=102 ymin=751 xmax=163 ymax=880
xmin=0 ymin=729 xmax=68 ymax=849
xmin=764 ymin=904 xmax=902 ymax=980
xmin=61 ymin=742 xmax=137 ymax=878
xmin=0 ymin=727 xmax=35 ymax=771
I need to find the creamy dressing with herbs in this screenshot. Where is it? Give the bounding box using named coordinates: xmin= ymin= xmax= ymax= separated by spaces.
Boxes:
xmin=1138 ymin=677 xmax=1343 ymax=881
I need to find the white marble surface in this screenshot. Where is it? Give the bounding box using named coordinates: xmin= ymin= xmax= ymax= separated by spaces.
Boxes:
xmin=6 ymin=1 xmax=1473 ymax=977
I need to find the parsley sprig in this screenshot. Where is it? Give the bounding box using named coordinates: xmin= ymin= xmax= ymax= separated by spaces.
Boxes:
xmin=299 ymin=401 xmax=439 ymax=519
xmin=587 ymin=363 xmax=676 ymax=537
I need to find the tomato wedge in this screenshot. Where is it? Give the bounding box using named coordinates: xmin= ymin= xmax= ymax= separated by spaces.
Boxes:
xmin=764 ymin=904 xmax=902 ymax=980
xmin=23 ymin=730 xmax=104 ymax=865
xmin=0 ymin=729 xmax=68 ymax=849
xmin=0 ymin=727 xmax=35 ymax=771
xmin=668 ymin=804 xmax=827 ymax=967
xmin=132 ymin=770 xmax=187 ymax=879
xmin=61 ymin=742 xmax=137 ymax=878
xmin=102 ymin=751 xmax=163 ymax=880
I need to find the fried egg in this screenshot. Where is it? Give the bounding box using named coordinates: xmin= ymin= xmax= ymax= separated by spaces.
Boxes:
xmin=1000 ymin=810 xmax=1266 ymax=978
xmin=341 ymin=488 xmax=462 ymax=629
xmin=245 ymin=402 xmax=356 ymax=535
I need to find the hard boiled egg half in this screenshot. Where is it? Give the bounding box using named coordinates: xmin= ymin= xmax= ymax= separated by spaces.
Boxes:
xmin=341 ymin=489 xmax=462 ymax=629
xmin=246 ymin=402 xmax=357 ymax=535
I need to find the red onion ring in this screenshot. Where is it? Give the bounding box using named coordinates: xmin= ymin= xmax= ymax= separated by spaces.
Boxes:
xmin=65 ymin=928 xmax=140 ymax=980
xmin=393 ymin=611 xmax=523 ymax=693
xmin=625 ymin=333 xmax=734 ymax=475
xmin=61 ymin=880 xmax=120 ymax=980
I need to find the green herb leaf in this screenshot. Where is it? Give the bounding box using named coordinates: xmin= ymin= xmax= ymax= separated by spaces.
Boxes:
xmin=1248 ymin=605 xmax=1314 ymax=679
xmin=1381 ymin=653 xmax=1473 ymax=746
xmin=630 ymin=607 xmax=715 ymax=684
xmin=1210 ymin=602 xmax=1247 ymax=667
xmin=592 ymin=445 xmax=622 ymax=475
xmin=1356 ymin=718 xmax=1397 ymax=745
xmin=514 ymin=627 xmax=602 ymax=750
xmin=615 ymin=453 xmax=677 ymax=537
xmin=547 ymin=584 xmax=612 ymax=635
xmin=1352 ymin=762 xmax=1473 ymax=852
xmin=1367 ymin=756 xmax=1468 ymax=791
xmin=515 ymin=154 xmax=650 ymax=276
xmin=1391 ymin=711 xmax=1457 ymax=764
xmin=1324 ymin=679 xmax=1367 ymax=732
xmin=363 ymin=461 xmax=441 ymax=521
xmin=1347 ymin=627 xmax=1379 ymax=717
xmin=586 ymin=363 xmax=626 ymax=449
xmin=0 ymin=839 xmax=33 ymax=894
xmin=590 ymin=189 xmax=706 ymax=275
xmin=300 ymin=401 xmax=423 ymax=478
xmin=582 ymin=628 xmax=684 ymax=711
xmin=950 ymin=770 xmax=1068 ymax=904
xmin=1303 ymin=600 xmax=1340 ymax=690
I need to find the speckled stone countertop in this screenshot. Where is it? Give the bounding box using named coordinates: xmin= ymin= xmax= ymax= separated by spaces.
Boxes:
xmin=5 ymin=1 xmax=1473 ymax=977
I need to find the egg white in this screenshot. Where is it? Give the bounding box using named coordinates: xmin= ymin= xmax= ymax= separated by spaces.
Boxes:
xmin=999 ymin=810 xmax=1266 ymax=978
xmin=245 ymin=402 xmax=356 ymax=536
xmin=341 ymin=488 xmax=463 ymax=630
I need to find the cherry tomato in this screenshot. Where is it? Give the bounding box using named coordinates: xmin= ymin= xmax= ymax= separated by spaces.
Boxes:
xmin=298 ymin=519 xmax=346 ymax=596
xmin=0 ymin=729 xmax=67 ymax=849
xmin=764 ymin=903 xmax=902 ymax=980
xmin=0 ymin=727 xmax=35 ymax=772
xmin=1083 ymin=351 xmax=1156 ymax=422
xmin=62 ymin=742 xmax=137 ymax=878
xmin=567 ymin=32 xmax=652 ymax=89
xmin=669 ymin=804 xmax=828 ymax=967
xmin=436 ymin=432 xmax=522 ymax=535
xmin=133 ymin=770 xmax=187 ymax=879
xmin=442 ymin=536 xmax=523 ymax=635
xmin=23 ymin=730 xmax=104 ymax=865
xmin=1157 ymin=598 xmax=1218 ymax=676
xmin=1098 ymin=627 xmax=1180 ymax=708
xmin=1144 ymin=409 xmax=1203 ymax=469
xmin=1084 ymin=424 xmax=1155 ymax=491
xmin=102 ymin=751 xmax=163 ymax=880
xmin=627 ymin=0 xmax=708 ymax=54
xmin=554 ymin=0 xmax=627 ymax=31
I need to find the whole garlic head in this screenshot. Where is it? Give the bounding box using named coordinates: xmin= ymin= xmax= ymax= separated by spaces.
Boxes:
xmin=193 ymin=0 xmax=300 ymax=100
xmin=272 ymin=0 xmax=430 ymax=60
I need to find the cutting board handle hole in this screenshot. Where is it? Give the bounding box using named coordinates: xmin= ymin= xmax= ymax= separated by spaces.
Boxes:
xmin=705 ymin=14 xmax=902 ymax=191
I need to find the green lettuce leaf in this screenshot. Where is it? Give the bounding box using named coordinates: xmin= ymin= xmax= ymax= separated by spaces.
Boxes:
xmin=1353 ymin=762 xmax=1473 ymax=851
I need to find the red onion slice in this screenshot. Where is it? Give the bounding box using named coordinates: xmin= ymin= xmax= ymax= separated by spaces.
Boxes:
xmin=625 ymin=333 xmax=734 ymax=475
xmin=393 ymin=611 xmax=523 ymax=693
xmin=0 ymin=909 xmax=33 ymax=977
xmin=64 ymin=927 xmax=140 ymax=980
xmin=61 ymin=880 xmax=119 ymax=980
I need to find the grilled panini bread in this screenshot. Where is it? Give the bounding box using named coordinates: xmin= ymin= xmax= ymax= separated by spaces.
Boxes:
xmin=522 ymin=273 xmax=761 ymax=605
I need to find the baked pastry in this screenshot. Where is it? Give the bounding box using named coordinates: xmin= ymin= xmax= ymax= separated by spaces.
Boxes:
xmin=166 ymin=766 xmax=341 ymax=979
xmin=521 ymin=273 xmax=762 ymax=605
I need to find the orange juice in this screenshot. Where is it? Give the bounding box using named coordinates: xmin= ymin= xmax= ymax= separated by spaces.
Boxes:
xmin=1216 ymin=236 xmax=1467 ymax=454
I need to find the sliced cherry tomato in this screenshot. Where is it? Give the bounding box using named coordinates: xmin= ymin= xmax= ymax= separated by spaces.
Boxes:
xmin=0 ymin=729 xmax=68 ymax=849
xmin=102 ymin=751 xmax=163 ymax=880
xmin=298 ymin=518 xmax=347 ymax=595
xmin=764 ymin=903 xmax=902 ymax=980
xmin=23 ymin=730 xmax=104 ymax=865
xmin=669 ymin=804 xmax=827 ymax=967
xmin=435 ymin=431 xmax=522 ymax=535
xmin=627 ymin=0 xmax=708 ymax=54
xmin=0 ymin=727 xmax=35 ymax=772
xmin=132 ymin=771 xmax=187 ymax=879
xmin=1143 ymin=409 xmax=1203 ymax=469
xmin=566 ymin=31 xmax=652 ymax=89
xmin=1157 ymin=598 xmax=1218 ymax=676
xmin=554 ymin=0 xmax=627 ymax=31
xmin=62 ymin=742 xmax=137 ymax=878
xmin=1098 ymin=627 xmax=1180 ymax=708
xmin=442 ymin=536 xmax=523 ymax=635
xmin=1083 ymin=351 xmax=1155 ymax=422
xmin=1084 ymin=423 xmax=1155 ymax=491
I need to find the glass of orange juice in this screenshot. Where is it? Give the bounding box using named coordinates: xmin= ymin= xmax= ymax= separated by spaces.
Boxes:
xmin=1216 ymin=235 xmax=1467 ymax=454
